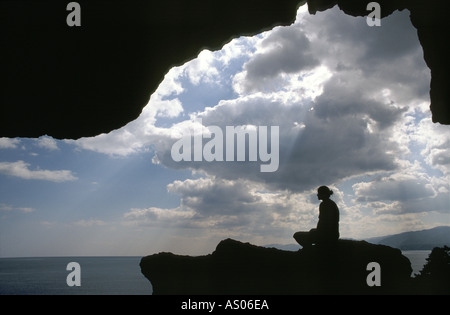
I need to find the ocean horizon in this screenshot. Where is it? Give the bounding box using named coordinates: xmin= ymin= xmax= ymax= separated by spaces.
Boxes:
xmin=401 ymin=250 xmax=431 ymax=276
xmin=0 ymin=256 xmax=153 ymax=295
xmin=0 ymin=250 xmax=430 ymax=295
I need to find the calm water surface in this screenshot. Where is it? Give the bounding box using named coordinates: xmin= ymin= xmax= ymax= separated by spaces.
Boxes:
xmin=0 ymin=256 xmax=152 ymax=295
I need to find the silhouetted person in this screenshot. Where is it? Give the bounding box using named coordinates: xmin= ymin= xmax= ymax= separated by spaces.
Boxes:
xmin=293 ymin=186 xmax=339 ymax=249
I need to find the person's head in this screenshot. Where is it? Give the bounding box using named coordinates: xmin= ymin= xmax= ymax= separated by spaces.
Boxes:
xmin=317 ymin=186 xmax=333 ymax=200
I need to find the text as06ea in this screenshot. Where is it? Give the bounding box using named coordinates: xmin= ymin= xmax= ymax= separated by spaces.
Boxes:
xmin=224 ymin=300 xmax=269 ymax=310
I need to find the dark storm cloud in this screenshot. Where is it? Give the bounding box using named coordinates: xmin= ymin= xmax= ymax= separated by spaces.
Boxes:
xmin=312 ymin=71 xmax=409 ymax=130
xmin=121 ymin=5 xmax=449 ymax=241
xmin=152 ymin=7 xmax=428 ymax=194
xmin=168 ymin=178 xmax=262 ymax=216
xmin=353 ymin=170 xmax=450 ymax=215
xmin=306 ymin=7 xmax=430 ymax=100
xmin=238 ymin=27 xmax=319 ymax=93
xmin=153 ymin=93 xmax=402 ymax=194
xmin=354 ymin=174 xmax=436 ymax=203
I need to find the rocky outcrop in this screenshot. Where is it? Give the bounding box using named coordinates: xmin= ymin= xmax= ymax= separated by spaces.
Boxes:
xmin=1 ymin=0 xmax=449 ymax=140
xmin=140 ymin=238 xmax=412 ymax=294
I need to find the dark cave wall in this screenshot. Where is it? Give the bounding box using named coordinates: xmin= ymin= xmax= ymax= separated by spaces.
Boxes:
xmin=1 ymin=0 xmax=449 ymax=140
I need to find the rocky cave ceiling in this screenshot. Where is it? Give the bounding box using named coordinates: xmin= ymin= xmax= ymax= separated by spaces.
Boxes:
xmin=1 ymin=0 xmax=449 ymax=139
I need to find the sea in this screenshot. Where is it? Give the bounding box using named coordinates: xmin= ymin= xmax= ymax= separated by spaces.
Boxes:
xmin=401 ymin=250 xmax=431 ymax=276
xmin=0 ymin=256 xmax=153 ymax=295
xmin=0 ymin=251 xmax=430 ymax=295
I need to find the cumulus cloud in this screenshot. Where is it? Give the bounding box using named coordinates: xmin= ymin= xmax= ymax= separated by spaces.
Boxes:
xmin=36 ymin=136 xmax=59 ymax=151
xmin=123 ymin=176 xmax=338 ymax=241
xmin=0 ymin=138 xmax=20 ymax=149
xmin=147 ymin=6 xmax=429 ymax=195
xmin=354 ymin=174 xmax=435 ymax=203
xmin=151 ymin=90 xmax=406 ymax=193
xmin=0 ymin=160 xmax=77 ymax=182
xmin=411 ymin=118 xmax=450 ymax=176
xmin=183 ymin=50 xmax=220 ymax=85
xmin=353 ymin=161 xmax=449 ymax=215
xmin=234 ymin=27 xmax=319 ymax=94
xmin=72 ymin=5 xmax=447 ymax=240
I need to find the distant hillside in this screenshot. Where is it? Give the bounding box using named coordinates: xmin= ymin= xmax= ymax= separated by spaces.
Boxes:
xmin=265 ymin=226 xmax=450 ymax=251
xmin=365 ymin=226 xmax=450 ymax=250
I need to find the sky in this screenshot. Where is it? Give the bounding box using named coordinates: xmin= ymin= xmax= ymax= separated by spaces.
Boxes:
xmin=1 ymin=5 xmax=449 ymax=257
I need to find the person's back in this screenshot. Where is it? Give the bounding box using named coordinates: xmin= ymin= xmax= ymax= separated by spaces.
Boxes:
xmin=293 ymin=186 xmax=340 ymax=249
xmin=316 ymin=198 xmax=339 ymax=244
